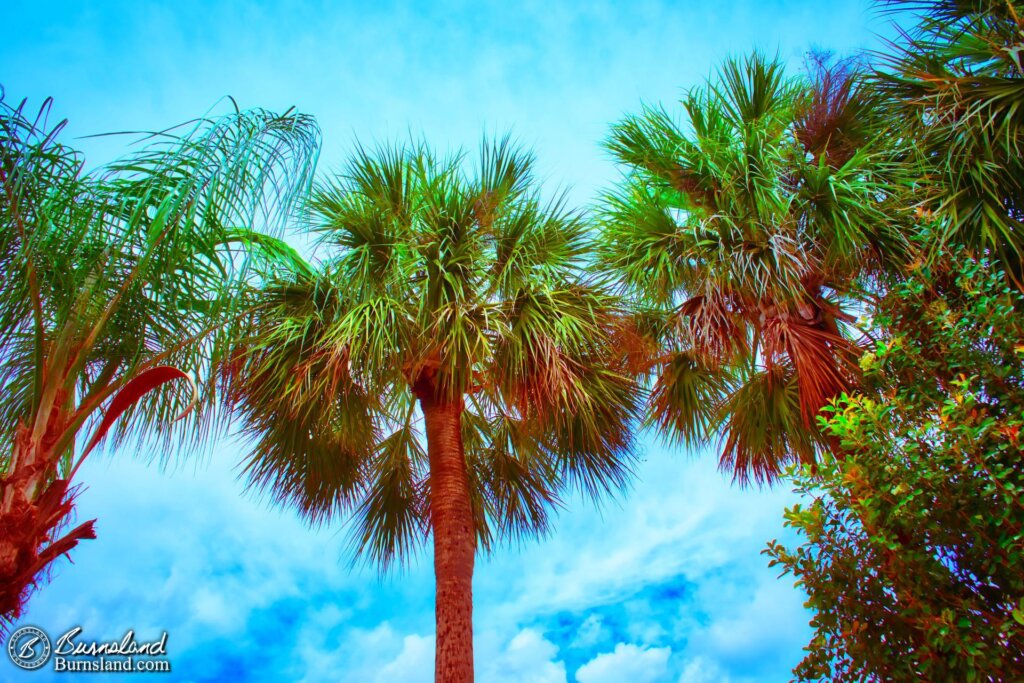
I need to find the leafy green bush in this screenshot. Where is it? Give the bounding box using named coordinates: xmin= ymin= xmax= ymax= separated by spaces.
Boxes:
xmin=766 ymin=253 xmax=1024 ymax=681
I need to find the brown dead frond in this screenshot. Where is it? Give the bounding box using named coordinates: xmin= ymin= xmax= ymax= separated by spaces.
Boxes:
xmin=761 ymin=310 xmax=853 ymax=425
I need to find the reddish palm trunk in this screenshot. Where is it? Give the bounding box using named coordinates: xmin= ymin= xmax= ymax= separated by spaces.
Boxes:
xmin=1 ymin=366 xmax=186 ymax=625
xmin=1 ymin=424 xmax=96 ymax=623
xmin=420 ymin=393 xmax=475 ymax=683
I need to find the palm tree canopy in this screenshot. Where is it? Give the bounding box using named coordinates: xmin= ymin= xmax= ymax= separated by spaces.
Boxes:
xmin=875 ymin=0 xmax=1024 ymax=283
xmin=0 ymin=94 xmax=320 ymax=468
xmin=225 ymin=138 xmax=642 ymax=568
xmin=599 ymin=53 xmax=907 ymax=483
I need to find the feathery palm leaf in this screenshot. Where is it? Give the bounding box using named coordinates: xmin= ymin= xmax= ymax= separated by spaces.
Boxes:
xmin=0 ymin=91 xmax=320 ymax=625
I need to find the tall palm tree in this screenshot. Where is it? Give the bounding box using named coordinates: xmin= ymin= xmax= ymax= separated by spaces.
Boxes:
xmin=599 ymin=53 xmax=906 ymax=483
xmin=876 ymin=0 xmax=1024 ymax=286
xmin=0 ymin=92 xmax=320 ymax=627
xmin=223 ymin=139 xmax=641 ymax=682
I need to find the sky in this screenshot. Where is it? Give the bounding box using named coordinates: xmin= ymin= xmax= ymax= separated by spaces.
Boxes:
xmin=2 ymin=1 xmax=905 ymax=681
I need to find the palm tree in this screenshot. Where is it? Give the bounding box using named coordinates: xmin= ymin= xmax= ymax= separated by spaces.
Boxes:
xmin=599 ymin=53 xmax=906 ymax=483
xmin=223 ymin=139 xmax=641 ymax=682
xmin=0 ymin=92 xmax=320 ymax=627
xmin=876 ymin=0 xmax=1024 ymax=286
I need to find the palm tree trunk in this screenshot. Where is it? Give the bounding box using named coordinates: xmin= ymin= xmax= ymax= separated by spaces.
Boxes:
xmin=420 ymin=394 xmax=475 ymax=683
xmin=1 ymin=424 xmax=96 ymax=622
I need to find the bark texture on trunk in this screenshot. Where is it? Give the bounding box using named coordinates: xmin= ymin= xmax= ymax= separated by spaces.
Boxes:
xmin=420 ymin=394 xmax=475 ymax=683
xmin=1 ymin=423 xmax=96 ymax=621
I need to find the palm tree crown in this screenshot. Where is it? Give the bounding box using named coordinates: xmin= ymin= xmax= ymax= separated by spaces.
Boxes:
xmin=225 ymin=138 xmax=641 ymax=681
xmin=599 ymin=53 xmax=906 ymax=483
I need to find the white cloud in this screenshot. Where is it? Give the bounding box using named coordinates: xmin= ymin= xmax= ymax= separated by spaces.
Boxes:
xmin=572 ymin=614 xmax=610 ymax=650
xmin=680 ymin=569 xmax=809 ymax=674
xmin=677 ymin=656 xmax=731 ymax=683
xmin=376 ymin=634 xmax=434 ymax=683
xmin=480 ymin=628 xmax=568 ymax=683
xmin=326 ymin=626 xmax=570 ymax=683
xmin=575 ymin=643 xmax=671 ymax=683
xmin=293 ymin=619 xmax=399 ymax=682
xmin=188 ymin=586 xmax=233 ymax=632
xmin=477 ymin=445 xmax=800 ymax=625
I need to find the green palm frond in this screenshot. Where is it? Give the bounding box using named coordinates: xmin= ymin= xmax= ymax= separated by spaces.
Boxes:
xmin=0 ymin=93 xmax=321 ymax=462
xmin=715 ymin=52 xmax=794 ymax=128
xmin=474 ymin=134 xmax=535 ymax=215
xmin=597 ymin=181 xmax=691 ymax=303
xmin=605 ymin=106 xmax=688 ymax=183
xmin=226 ymin=273 xmax=378 ymax=525
xmin=1 ymin=92 xmax=321 ymax=624
xmin=650 ymin=351 xmax=732 ymax=447
xmin=715 ymin=364 xmax=819 ymax=486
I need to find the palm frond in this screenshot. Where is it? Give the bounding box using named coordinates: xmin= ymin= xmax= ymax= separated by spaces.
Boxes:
xmin=0 ymin=93 xmax=321 ymax=624
xmin=471 ymin=409 xmax=560 ymax=546
xmin=714 ymin=364 xmax=819 ymax=486
xmin=873 ymin=0 xmax=1024 ymax=281
xmin=761 ymin=314 xmax=853 ymax=425
xmin=650 ymin=351 xmax=732 ymax=447
xmin=351 ymin=420 xmax=428 ymax=570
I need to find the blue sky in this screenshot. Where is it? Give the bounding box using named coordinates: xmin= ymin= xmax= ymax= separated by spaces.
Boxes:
xmin=2 ymin=2 xmax=903 ymax=681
